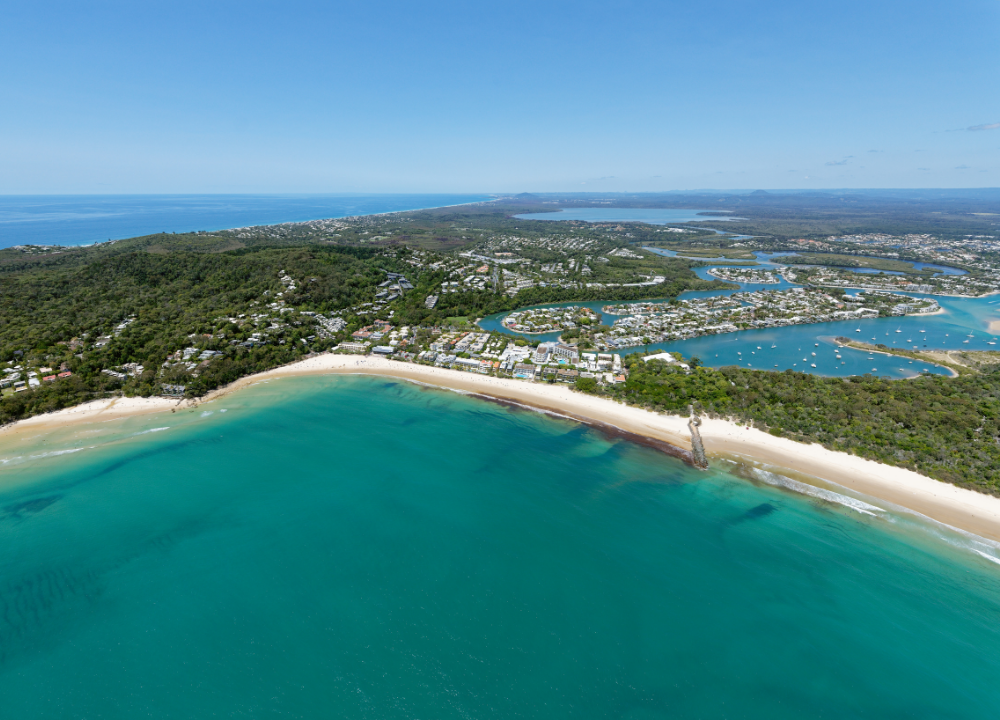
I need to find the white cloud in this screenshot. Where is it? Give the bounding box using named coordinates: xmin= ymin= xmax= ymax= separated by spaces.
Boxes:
xmin=968 ymin=123 xmax=1000 ymax=131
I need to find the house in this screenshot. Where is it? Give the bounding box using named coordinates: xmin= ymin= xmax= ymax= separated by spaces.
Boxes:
xmin=642 ymin=352 xmax=689 ymax=370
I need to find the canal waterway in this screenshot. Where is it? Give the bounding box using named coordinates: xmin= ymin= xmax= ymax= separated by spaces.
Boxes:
xmin=478 ymin=210 xmax=990 ymax=378
xmin=477 ymin=256 xmax=1000 ymax=379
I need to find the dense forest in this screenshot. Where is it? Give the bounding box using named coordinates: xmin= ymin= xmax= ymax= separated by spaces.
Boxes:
xmin=0 ymin=243 xmax=422 ymax=424
xmin=579 ymin=356 xmax=1000 ymax=493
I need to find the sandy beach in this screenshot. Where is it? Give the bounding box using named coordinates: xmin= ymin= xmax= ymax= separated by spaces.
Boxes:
xmin=6 ymin=353 xmax=1000 ymax=542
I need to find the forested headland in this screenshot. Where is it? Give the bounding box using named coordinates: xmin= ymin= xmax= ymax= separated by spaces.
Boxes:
xmin=0 ymin=211 xmax=717 ymax=425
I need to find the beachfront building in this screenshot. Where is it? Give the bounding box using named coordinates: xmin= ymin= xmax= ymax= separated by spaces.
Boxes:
xmin=513 ymin=363 xmax=536 ymax=379
xmin=336 ymin=341 xmax=370 ymax=353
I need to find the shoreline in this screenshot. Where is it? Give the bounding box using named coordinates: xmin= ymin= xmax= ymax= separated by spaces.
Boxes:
xmin=5 ymin=354 xmax=1000 ymax=542
xmin=832 ymin=338 xmax=962 ymax=377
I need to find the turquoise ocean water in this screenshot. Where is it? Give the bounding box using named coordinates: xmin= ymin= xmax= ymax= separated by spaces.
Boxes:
xmin=2 ymin=376 xmax=1000 ymax=718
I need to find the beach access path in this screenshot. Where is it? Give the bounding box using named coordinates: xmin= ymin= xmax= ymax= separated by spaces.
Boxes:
xmin=5 ymin=354 xmax=1000 ymax=543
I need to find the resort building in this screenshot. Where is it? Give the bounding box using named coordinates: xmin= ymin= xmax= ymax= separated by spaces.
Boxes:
xmin=336 ymin=341 xmax=370 ymax=353
xmin=513 ymin=363 xmax=536 ymax=379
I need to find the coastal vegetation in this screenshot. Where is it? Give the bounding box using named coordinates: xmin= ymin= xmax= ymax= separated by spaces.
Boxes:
xmin=0 ymin=243 xmax=425 ymax=423
xmin=579 ymin=356 xmax=1000 ymax=493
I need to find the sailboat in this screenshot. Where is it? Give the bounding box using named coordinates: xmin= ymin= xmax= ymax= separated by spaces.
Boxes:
xmin=771 ymin=343 xmax=777 ymax=349
xmin=895 ymin=327 xmax=902 ymax=333
xmin=856 ymin=326 xmax=861 ymax=332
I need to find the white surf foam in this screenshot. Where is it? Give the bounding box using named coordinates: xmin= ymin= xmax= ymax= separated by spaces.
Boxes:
xmin=133 ymin=427 xmax=170 ymax=436
xmin=751 ymin=467 xmax=885 ymax=516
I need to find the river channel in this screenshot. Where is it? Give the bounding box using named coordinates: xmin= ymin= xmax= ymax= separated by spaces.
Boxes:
xmin=478 ymin=250 xmax=997 ymax=379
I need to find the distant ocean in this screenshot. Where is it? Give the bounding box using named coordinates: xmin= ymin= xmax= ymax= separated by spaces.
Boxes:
xmin=0 ymin=194 xmax=491 ymax=249
xmin=2 ymin=376 xmax=1000 ymax=717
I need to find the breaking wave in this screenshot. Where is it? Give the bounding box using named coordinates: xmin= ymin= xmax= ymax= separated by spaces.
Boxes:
xmin=750 ymin=467 xmax=885 ymax=516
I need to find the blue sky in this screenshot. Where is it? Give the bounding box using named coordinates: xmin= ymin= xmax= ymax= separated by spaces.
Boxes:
xmin=2 ymin=0 xmax=998 ymax=193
